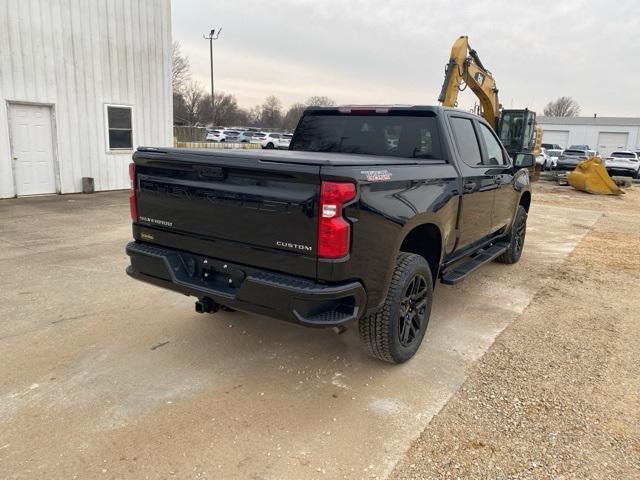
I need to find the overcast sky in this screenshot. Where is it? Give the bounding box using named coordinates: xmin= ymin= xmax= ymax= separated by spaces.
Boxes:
xmin=172 ymin=0 xmax=639 ymax=117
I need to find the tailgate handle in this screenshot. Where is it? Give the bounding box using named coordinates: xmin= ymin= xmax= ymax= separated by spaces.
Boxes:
xmin=197 ymin=166 xmax=225 ymax=179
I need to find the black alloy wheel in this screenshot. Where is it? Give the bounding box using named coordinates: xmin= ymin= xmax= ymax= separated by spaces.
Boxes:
xmin=398 ymin=274 xmax=428 ymax=347
xmin=512 ymin=209 xmax=527 ymax=257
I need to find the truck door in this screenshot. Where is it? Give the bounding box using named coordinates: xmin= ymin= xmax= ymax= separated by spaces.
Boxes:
xmin=476 ymin=122 xmax=519 ymax=234
xmin=448 ymin=115 xmax=497 ymax=249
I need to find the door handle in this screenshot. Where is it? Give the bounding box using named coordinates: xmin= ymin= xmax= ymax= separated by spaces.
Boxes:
xmin=463 ymin=181 xmax=476 ymax=193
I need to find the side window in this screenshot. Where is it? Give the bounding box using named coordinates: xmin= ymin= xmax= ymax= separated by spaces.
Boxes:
xmin=478 ymin=123 xmax=507 ymax=165
xmin=450 ymin=117 xmax=482 ymax=167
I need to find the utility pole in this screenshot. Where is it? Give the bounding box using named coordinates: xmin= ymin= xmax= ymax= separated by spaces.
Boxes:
xmin=203 ymin=28 xmax=222 ymax=125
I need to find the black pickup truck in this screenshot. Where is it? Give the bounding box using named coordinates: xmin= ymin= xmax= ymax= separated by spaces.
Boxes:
xmin=126 ymin=106 xmax=534 ymax=363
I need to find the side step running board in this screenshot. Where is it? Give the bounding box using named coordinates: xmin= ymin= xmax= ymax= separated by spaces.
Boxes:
xmin=440 ymin=242 xmax=508 ymax=285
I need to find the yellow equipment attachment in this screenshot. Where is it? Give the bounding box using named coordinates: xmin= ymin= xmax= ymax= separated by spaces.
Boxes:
xmin=567 ymin=157 xmax=625 ymax=195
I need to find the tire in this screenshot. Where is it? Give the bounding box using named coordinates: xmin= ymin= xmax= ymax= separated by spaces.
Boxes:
xmin=358 ymin=253 xmax=433 ymax=364
xmin=496 ymin=205 xmax=527 ymax=264
xmin=220 ymin=139 xmax=225 ymax=143
xmin=265 ymin=142 xmax=275 ymax=149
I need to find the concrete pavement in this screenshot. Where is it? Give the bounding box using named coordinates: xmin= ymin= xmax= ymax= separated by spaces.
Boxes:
xmin=0 ymin=189 xmax=601 ymax=479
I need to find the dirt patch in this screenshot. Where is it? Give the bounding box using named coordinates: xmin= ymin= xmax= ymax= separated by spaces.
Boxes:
xmin=390 ymin=186 xmax=640 ymax=480
xmin=570 ymin=230 xmax=640 ymax=271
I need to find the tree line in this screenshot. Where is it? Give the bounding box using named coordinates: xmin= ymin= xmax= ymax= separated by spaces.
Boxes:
xmin=174 ymin=42 xmax=584 ymax=128
xmin=172 ymin=42 xmax=335 ymax=130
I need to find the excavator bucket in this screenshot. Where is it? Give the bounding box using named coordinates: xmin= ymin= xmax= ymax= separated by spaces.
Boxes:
xmin=567 ymin=157 xmax=625 ymax=195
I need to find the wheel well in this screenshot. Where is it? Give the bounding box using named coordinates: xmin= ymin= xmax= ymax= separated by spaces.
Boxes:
xmin=520 ymin=191 xmax=531 ymax=212
xmin=399 ymin=224 xmax=442 ymax=280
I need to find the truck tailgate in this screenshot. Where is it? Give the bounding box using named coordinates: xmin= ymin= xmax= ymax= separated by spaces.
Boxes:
xmin=133 ymin=150 xmax=320 ymax=279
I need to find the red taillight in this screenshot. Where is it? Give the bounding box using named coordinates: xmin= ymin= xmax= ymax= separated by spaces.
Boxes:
xmin=318 ymin=181 xmax=356 ymax=259
xmin=129 ymin=162 xmax=138 ymax=221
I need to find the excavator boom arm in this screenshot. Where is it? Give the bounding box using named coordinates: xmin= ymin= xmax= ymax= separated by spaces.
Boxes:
xmin=438 ymin=36 xmax=500 ymax=129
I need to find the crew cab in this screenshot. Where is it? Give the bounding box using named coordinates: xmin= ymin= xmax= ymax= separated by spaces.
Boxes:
xmin=126 ymin=106 xmax=533 ymax=363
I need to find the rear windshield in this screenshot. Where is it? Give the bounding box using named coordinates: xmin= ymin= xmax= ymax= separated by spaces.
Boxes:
xmin=563 ymin=149 xmax=586 ymax=156
xmin=291 ymin=113 xmax=443 ymax=159
xmin=611 ymin=152 xmax=635 ymax=158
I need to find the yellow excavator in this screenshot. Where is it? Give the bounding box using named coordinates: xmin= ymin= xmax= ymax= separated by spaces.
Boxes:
xmin=438 ymin=36 xmax=623 ymax=195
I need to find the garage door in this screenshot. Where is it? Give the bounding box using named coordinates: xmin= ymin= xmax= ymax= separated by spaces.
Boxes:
xmin=541 ymin=130 xmax=569 ymax=149
xmin=597 ymin=132 xmax=629 ymax=157
xmin=9 ymin=104 xmax=57 ymax=196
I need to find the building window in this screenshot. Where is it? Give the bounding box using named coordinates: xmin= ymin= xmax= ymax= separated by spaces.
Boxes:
xmin=106 ymin=105 xmax=133 ymax=150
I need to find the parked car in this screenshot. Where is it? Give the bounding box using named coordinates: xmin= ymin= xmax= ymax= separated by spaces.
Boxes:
xmin=206 ymin=129 xmax=240 ymax=143
xmin=205 ymin=130 xmax=221 ymax=142
xmin=126 ymin=105 xmax=533 ymax=363
xmin=222 ymin=130 xmax=241 ymax=142
xmin=279 ymin=133 xmax=293 ymax=149
xmin=536 ymin=147 xmax=550 ymax=168
xmin=545 ymin=148 xmax=563 ymax=170
xmin=605 ymin=151 xmax=640 ymax=178
xmin=541 ymin=143 xmax=562 ymax=150
xmin=255 ymin=132 xmax=288 ymax=149
xmin=249 ymin=132 xmax=268 ymax=145
xmin=556 ymin=149 xmax=590 ymax=171
xmin=235 ymin=131 xmax=256 ymax=143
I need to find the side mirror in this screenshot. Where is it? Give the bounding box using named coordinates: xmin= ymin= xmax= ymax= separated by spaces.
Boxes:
xmin=514 ymin=153 xmax=535 ymax=168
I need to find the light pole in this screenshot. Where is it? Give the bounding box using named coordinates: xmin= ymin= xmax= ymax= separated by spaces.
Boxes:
xmin=203 ymin=28 xmax=222 ymax=125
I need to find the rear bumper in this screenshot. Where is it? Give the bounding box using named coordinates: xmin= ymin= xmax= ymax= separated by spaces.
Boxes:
xmin=125 ymin=241 xmax=366 ymax=327
xmin=606 ymin=167 xmax=638 ymax=177
xmin=556 ymin=161 xmax=580 ymax=171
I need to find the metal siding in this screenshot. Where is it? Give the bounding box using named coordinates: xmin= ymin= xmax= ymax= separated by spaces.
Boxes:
xmin=541 ymin=130 xmax=570 ymax=149
xmin=0 ymin=0 xmax=172 ymax=198
xmin=540 ymin=123 xmax=640 ymax=154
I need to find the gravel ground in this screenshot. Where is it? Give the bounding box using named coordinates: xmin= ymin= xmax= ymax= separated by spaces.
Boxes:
xmin=391 ymin=183 xmax=640 ymax=480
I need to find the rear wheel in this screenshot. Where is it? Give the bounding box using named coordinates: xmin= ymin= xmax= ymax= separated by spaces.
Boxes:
xmin=358 ymin=253 xmax=433 ymax=364
xmin=496 ymin=205 xmax=527 ymax=264
xmin=265 ymin=142 xmax=275 ymax=149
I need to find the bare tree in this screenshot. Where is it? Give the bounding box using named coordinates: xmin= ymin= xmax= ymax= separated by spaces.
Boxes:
xmin=306 ymin=96 xmax=336 ymax=107
xmin=182 ymin=81 xmax=205 ymax=125
xmin=543 ymin=97 xmax=581 ymax=117
xmin=248 ymin=105 xmax=262 ymax=126
xmin=200 ymin=91 xmax=245 ymax=126
xmin=172 ymin=41 xmax=191 ymax=94
xmin=173 ymin=92 xmax=189 ymax=125
xmin=283 ymin=103 xmax=307 ymax=131
xmin=261 ymin=96 xmax=283 ymax=128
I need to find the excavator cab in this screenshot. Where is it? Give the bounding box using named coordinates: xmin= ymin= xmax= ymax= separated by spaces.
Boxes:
xmin=497 ymin=109 xmax=537 ymax=157
xmin=498 ymin=109 xmax=540 ymax=179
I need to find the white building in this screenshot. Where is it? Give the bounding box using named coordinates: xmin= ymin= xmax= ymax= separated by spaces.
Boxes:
xmin=538 ymin=116 xmax=640 ymax=156
xmin=0 ymin=0 xmax=172 ymax=198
